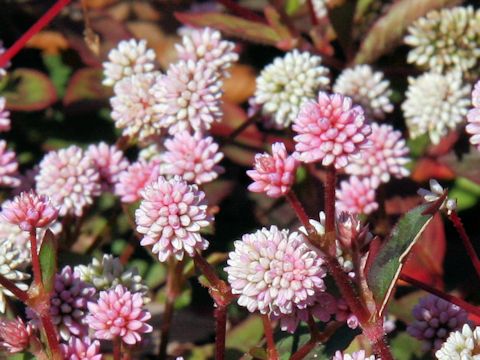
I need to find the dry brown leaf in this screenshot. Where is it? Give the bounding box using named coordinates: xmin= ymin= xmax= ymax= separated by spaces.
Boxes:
xmin=25 ymin=31 xmax=68 ymax=54
xmin=84 ymin=0 xmax=118 ymax=9
xmin=132 ymin=2 xmax=162 ymax=21
xmin=106 ymin=2 xmax=131 ymax=21
xmin=222 ymin=64 xmax=256 ymax=104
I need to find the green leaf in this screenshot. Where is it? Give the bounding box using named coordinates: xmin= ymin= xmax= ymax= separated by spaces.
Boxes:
xmin=8 ymin=353 xmax=34 ymax=360
xmin=226 ymin=315 xmax=264 ymax=352
xmin=367 ymin=203 xmax=435 ymax=315
xmin=285 ymin=0 xmax=303 ymax=15
xmin=390 ymin=332 xmax=423 ymax=359
xmin=175 ymin=12 xmax=283 ymax=47
xmin=63 ymin=68 xmax=112 ymax=108
xmin=42 ymin=54 xmax=72 ymax=97
xmin=449 ymin=177 xmax=480 ymax=211
xmin=2 ymin=69 xmax=57 ymax=111
xmin=354 ymin=0 xmax=462 ymax=64
xmin=39 ymin=229 xmax=58 ymax=293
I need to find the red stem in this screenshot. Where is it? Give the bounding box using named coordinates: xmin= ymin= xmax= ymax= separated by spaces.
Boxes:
xmin=286 ymin=191 xmax=312 ymax=231
xmin=262 ymin=314 xmax=279 ymax=360
xmin=0 ymin=273 xmax=28 ymax=302
xmin=40 ymin=314 xmax=62 ymax=360
xmin=29 ymin=229 xmax=42 ymax=287
xmin=449 ymin=211 xmax=480 ymax=279
xmin=0 ymin=0 xmax=71 ymax=67
xmin=193 ymin=251 xmax=225 ymax=291
xmin=215 ymin=305 xmax=228 ymax=360
xmin=307 ymin=0 xmax=319 ymax=25
xmin=113 ymin=337 xmax=121 ymax=360
xmin=290 ymin=340 xmax=317 ymax=360
xmin=215 ymin=0 xmax=266 ymax=23
xmin=324 ymin=166 xmax=336 ymax=233
xmin=400 ymin=274 xmax=480 ymax=318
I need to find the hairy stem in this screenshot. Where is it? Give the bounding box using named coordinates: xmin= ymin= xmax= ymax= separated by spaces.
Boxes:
xmin=449 ymin=211 xmax=480 ymax=279
xmin=262 ymin=314 xmax=279 ymax=360
xmin=286 ymin=192 xmax=313 ymax=232
xmin=0 ymin=0 xmax=71 ymax=67
xmin=324 ymin=166 xmax=336 ymax=254
xmin=0 ymin=274 xmax=28 ymax=302
xmin=400 ymin=274 xmax=480 ymax=317
xmin=40 ymin=314 xmax=62 ymax=360
xmin=29 ymin=229 xmax=43 ymax=287
xmin=215 ymin=305 xmax=228 ymax=360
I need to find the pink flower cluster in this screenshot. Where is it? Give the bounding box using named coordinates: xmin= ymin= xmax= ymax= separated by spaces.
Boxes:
xmin=336 ymin=176 xmax=378 ymax=215
xmin=0 ymin=317 xmax=32 ymax=353
xmin=114 ymin=160 xmax=160 ymax=203
xmin=61 ymin=336 xmax=102 ymax=360
xmin=86 ymin=142 xmax=129 ymax=190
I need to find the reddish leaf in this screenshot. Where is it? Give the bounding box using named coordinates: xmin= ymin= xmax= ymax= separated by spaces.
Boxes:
xmin=400 ymin=214 xmax=446 ymax=289
xmin=222 ymin=144 xmax=256 ymax=167
xmin=426 ymin=131 xmax=460 ymax=157
xmin=411 ymin=158 xmax=455 ymax=182
xmin=3 ymin=69 xmax=57 ymax=111
xmin=384 ymin=196 xmax=421 ymax=215
xmin=63 ymin=68 xmax=112 ymax=109
xmin=175 ymin=11 xmax=285 ymax=47
xmin=440 ymin=150 xmax=480 ymax=185
xmin=203 ymin=180 xmax=235 ymax=206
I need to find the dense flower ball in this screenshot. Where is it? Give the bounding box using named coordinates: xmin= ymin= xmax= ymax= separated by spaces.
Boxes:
xmin=336 ymin=176 xmax=378 ymax=215
xmin=293 ymin=92 xmax=371 ymax=169
xmin=103 ymin=39 xmax=156 ymax=86
xmin=333 ymin=350 xmax=377 ymax=360
xmin=254 ymin=50 xmax=330 ymax=129
xmin=176 ymin=27 xmax=238 ymax=76
xmin=345 ymin=123 xmax=410 ymax=186
xmin=111 ymin=72 xmax=164 ymax=143
xmin=333 ymin=65 xmax=393 ymax=120
xmin=86 ymin=142 xmax=129 ymax=190
xmin=225 ymin=226 xmax=327 ymax=316
xmin=154 ymin=59 xmax=223 ymax=135
xmin=135 ymin=176 xmax=212 ymax=262
xmin=61 ymin=336 xmax=102 ymax=360
xmin=0 ymin=317 xmax=32 ymax=353
xmin=76 ymin=254 xmax=149 ymax=302
xmin=1 ymin=190 xmax=58 ymax=232
xmin=402 ymin=71 xmax=470 ymax=144
xmin=114 ymin=160 xmax=160 ymax=203
xmin=36 ymin=145 xmax=101 ymax=216
xmin=0 ymin=239 xmax=30 ymax=313
xmin=0 ymin=140 xmax=20 ymax=187
xmin=436 ymin=324 xmax=480 ymax=359
xmin=407 ymin=294 xmax=468 ymax=351
xmin=27 ymin=266 xmax=96 ymax=340
xmin=161 ymin=131 xmax=224 ymax=185
xmin=405 ymin=6 xmax=480 ymax=73
xmin=466 ymin=80 xmax=480 ymax=151
xmin=0 ymin=97 xmax=10 ymax=132
xmin=418 ymin=179 xmax=457 ymax=215
xmin=87 ymin=285 xmax=152 ymax=345
xmin=247 ymin=142 xmax=299 ymax=198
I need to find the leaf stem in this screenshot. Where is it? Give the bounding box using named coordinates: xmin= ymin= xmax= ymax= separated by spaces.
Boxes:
xmin=0 ymin=0 xmax=71 ymax=67
xmin=40 ymin=314 xmax=62 ymax=360
xmin=29 ymin=229 xmax=43 ymax=287
xmin=262 ymin=314 xmax=279 ymax=360
xmin=215 ymin=305 xmax=228 ymax=360
xmin=0 ymin=273 xmax=28 ymax=302
xmin=113 ymin=337 xmax=121 ymax=360
xmin=448 ymin=211 xmax=480 ymax=279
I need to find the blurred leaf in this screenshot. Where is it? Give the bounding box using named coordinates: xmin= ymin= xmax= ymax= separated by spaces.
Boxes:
xmin=226 ymin=315 xmax=263 ymax=352
xmin=203 ymin=180 xmax=235 ymax=206
xmin=25 ymin=30 xmax=68 ymax=54
xmin=264 ymin=6 xmax=297 ymax=50
xmin=222 ymin=144 xmax=256 ymax=167
xmin=223 ymin=64 xmax=256 ymax=104
xmin=401 ymin=214 xmax=446 ymax=289
xmin=388 ymin=290 xmax=425 ymax=324
xmin=175 ymin=12 xmax=285 ymax=47
xmin=3 ymin=69 xmax=57 ymax=111
xmin=440 ymin=150 xmax=480 ymax=185
xmin=411 ymin=158 xmax=455 ymax=182
xmin=367 ymin=203 xmax=435 ymax=315
xmin=285 ymin=0 xmax=303 ymax=15
xmin=354 ymin=0 xmax=462 ymax=64
xmin=390 ymin=332 xmax=423 ymax=359
xmin=8 ymin=353 xmax=34 ymax=360
xmin=183 ymin=252 xmax=228 ymax=279
xmin=328 ymin=0 xmax=356 ymax=57
xmin=449 ymin=177 xmax=480 ymax=211
xmin=355 ymin=0 xmax=377 ymax=19
xmin=408 ymin=134 xmax=430 ymax=158
xmin=42 ymin=54 xmax=72 ymax=98
xmin=84 ymin=0 xmax=118 ymax=8
xmin=275 ymin=325 xmax=311 ymax=360
xmin=144 ymin=262 xmax=167 ymax=288
xmin=39 ymin=230 xmax=57 ymax=293
xmin=63 ymin=68 xmax=112 ymax=109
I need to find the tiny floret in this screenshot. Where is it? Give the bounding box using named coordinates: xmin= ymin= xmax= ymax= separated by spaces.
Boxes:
xmin=247 ymin=142 xmax=299 ymax=198
xmin=114 ymin=160 xmax=160 ymax=203
xmin=402 ymin=71 xmax=470 ymax=144
xmin=418 ymin=179 xmax=457 ymax=215
xmin=0 ymin=140 xmax=20 ymax=187
xmin=336 ymin=176 xmax=378 ymax=215
xmin=1 ymin=190 xmax=58 ymax=232
xmin=255 ymin=50 xmax=330 ymax=129
xmin=87 ymin=285 xmax=152 ymax=345
xmin=225 ymin=226 xmax=327 ymax=317
xmin=0 ymin=317 xmax=32 ymax=354
xmin=161 ymin=131 xmax=224 ymax=185
xmin=0 ymin=97 xmax=11 ymax=132
xmin=135 ymin=176 xmax=212 ymax=262
xmin=333 ymin=350 xmax=377 ymax=360
xmin=61 ymin=336 xmax=102 ymax=360
xmin=293 ymin=92 xmax=371 ymax=169
xmin=435 ymin=324 xmax=480 ymax=359
xmin=466 ymin=80 xmax=480 ymax=151
xmin=103 ymin=39 xmax=156 ymax=86
xmin=333 ymin=65 xmax=393 ymax=120
xmin=36 ymin=145 xmax=101 ymax=216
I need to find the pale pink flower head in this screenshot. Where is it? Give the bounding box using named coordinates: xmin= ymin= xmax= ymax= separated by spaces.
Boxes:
xmin=333 ymin=350 xmax=377 ymax=360
xmin=161 ymin=131 xmax=224 ymax=185
xmin=154 ymin=59 xmax=223 ymax=135
xmin=466 ymin=80 xmax=480 ymax=151
xmin=0 ymin=97 xmax=11 ymax=132
xmin=87 ymin=284 xmax=152 ymax=345
xmin=61 ymin=336 xmax=102 ymax=360
xmin=0 ymin=317 xmax=32 ymax=353
xmin=1 ymin=190 xmax=59 ymax=231
xmin=293 ymin=92 xmax=371 ymax=169
xmin=175 ymin=27 xmax=238 ymax=76
xmin=247 ymin=142 xmax=299 ymax=198
xmin=336 ymin=176 xmax=378 ymax=215
xmin=27 ymin=266 xmax=96 ymax=341
xmin=114 ymin=160 xmax=160 ymax=203
xmin=0 ymin=140 xmax=20 ymax=187
xmin=225 ymin=226 xmax=327 ymax=316
xmin=345 ymin=123 xmax=410 ymax=187
xmin=135 ymin=176 xmax=212 ymax=262
xmin=35 ymin=145 xmax=101 ymax=217
xmin=86 ymin=142 xmax=129 ymax=190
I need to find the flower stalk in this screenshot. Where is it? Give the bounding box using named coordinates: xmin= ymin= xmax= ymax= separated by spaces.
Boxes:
xmin=262 ymin=314 xmax=279 ymax=360
xmin=29 ymin=229 xmax=42 ymax=287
